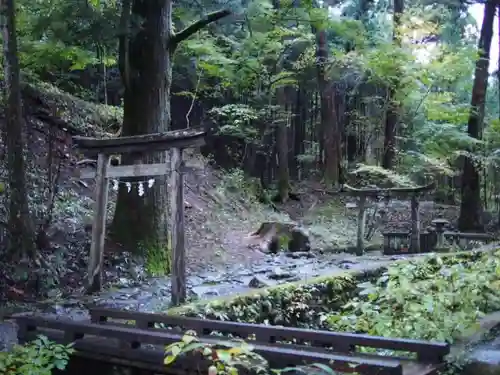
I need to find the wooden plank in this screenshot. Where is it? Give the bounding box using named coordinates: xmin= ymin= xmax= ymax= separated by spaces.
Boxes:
xmin=94 ymin=319 xmax=446 ymax=374
xmin=86 ymin=153 xmax=110 ymax=293
xmin=89 ymin=307 xmax=449 ymax=362
xmin=74 ymin=136 xmax=205 ymax=156
xmin=15 ymin=316 xmax=404 ymax=375
xmin=342 ymin=182 xmax=435 ymax=198
xmin=80 ymin=163 xmax=169 ymax=179
xmin=74 ymin=129 xmax=205 ymax=147
xmin=170 ymin=148 xmax=186 ymax=306
xmin=73 ymin=130 xmax=206 ymax=154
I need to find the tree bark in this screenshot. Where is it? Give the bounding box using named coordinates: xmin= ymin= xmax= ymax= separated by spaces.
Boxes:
xmin=314 ymin=4 xmax=340 ymax=186
xmin=276 ymin=93 xmax=290 ymax=202
xmin=272 ymin=0 xmax=291 ymax=202
xmin=458 ymin=0 xmax=495 ymax=232
xmin=111 ymin=0 xmax=230 ymax=251
xmin=318 ymin=33 xmax=339 ymax=186
xmin=382 ymin=0 xmax=403 ymax=170
xmin=1 ymin=0 xmax=35 ymax=258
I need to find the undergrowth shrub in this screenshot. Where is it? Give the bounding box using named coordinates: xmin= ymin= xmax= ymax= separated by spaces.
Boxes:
xmin=327 ymin=250 xmax=496 ymax=342
xmin=322 ymin=251 xmax=496 ymax=374
xmin=164 ymin=330 xmax=340 ymax=375
xmin=0 ymin=335 xmax=73 ymax=375
xmin=217 ymin=169 xmax=266 ymax=205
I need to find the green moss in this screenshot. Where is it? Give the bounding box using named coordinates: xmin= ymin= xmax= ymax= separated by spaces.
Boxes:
xmin=142 ymin=239 xmax=172 ymax=277
xmin=23 ymin=81 xmax=122 ymax=134
xmin=168 ymin=268 xmax=386 ymax=328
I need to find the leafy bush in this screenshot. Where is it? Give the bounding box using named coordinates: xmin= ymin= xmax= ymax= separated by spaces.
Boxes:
xmin=217 ymin=169 xmax=263 ymax=203
xmin=327 ymin=251 xmax=498 ymax=342
xmin=0 ymin=335 xmax=74 ymax=375
xmin=164 ymin=330 xmax=340 ymax=375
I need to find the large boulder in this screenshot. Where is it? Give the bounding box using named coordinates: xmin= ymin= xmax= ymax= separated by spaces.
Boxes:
xmin=245 ymin=221 xmax=311 ymax=254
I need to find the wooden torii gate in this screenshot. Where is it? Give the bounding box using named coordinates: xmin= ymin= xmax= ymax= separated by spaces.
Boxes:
xmin=342 ymin=182 xmax=436 ymax=255
xmin=73 ymin=130 xmax=205 ymax=305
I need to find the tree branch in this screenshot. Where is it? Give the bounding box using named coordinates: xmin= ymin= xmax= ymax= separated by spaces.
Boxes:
xmin=170 ymin=9 xmax=231 ymax=48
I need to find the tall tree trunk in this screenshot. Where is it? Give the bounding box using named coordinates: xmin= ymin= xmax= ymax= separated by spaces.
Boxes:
xmin=317 ymin=31 xmax=339 ymax=186
xmin=382 ymin=0 xmax=403 ymax=170
xmin=498 ymin=5 xmax=500 ymax=123
xmin=356 ymin=0 xmax=375 ymax=164
xmin=111 ymin=0 xmax=230 ymax=251
xmin=292 ymin=86 xmax=306 ymax=179
xmin=497 ymin=9 xmax=500 ymax=227
xmin=314 ymin=3 xmax=340 ymax=186
xmin=1 ymin=0 xmax=35 ymax=258
xmin=458 ymin=0 xmax=495 ymax=232
xmin=276 ymin=93 xmax=290 ymax=202
xmin=272 ymin=0 xmax=291 ymax=202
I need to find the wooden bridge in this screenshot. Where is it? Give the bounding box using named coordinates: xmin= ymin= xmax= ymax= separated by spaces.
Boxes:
xmin=13 ymin=308 xmax=450 ymax=375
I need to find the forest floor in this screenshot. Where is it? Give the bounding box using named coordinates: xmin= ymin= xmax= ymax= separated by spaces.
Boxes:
xmin=0 ymin=81 xmax=472 ymax=317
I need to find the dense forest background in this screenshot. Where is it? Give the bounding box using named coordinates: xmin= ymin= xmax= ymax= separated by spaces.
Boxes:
xmin=4 ymin=1 xmax=500 ymax=371
xmin=0 ymin=0 xmax=500 ymax=268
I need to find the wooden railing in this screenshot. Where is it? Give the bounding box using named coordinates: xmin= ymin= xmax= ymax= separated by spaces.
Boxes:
xmin=13 ymin=308 xmax=449 ymax=375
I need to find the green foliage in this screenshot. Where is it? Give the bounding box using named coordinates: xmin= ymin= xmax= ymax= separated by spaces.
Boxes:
xmin=210 ymin=105 xmax=260 ymax=140
xmin=165 ymin=331 xmax=268 ymax=375
xmin=11 ymin=0 xmax=489 ymax=198
xmin=0 ymin=335 xmax=74 ymax=375
xmin=348 ymin=164 xmax=416 ymax=187
xmin=17 ymin=0 xmax=119 ymax=80
xmin=18 ymin=81 xmax=122 ymax=138
xmin=327 ymin=251 xmax=500 ymax=343
xmin=164 ymin=330 xmax=340 ymax=375
xmin=277 ymin=233 xmax=291 ymax=251
xmin=179 ymin=0 xmax=324 ymax=145
xmin=171 ymin=0 xmax=490 ymax=192
xmin=172 ymin=251 xmax=495 ymax=340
